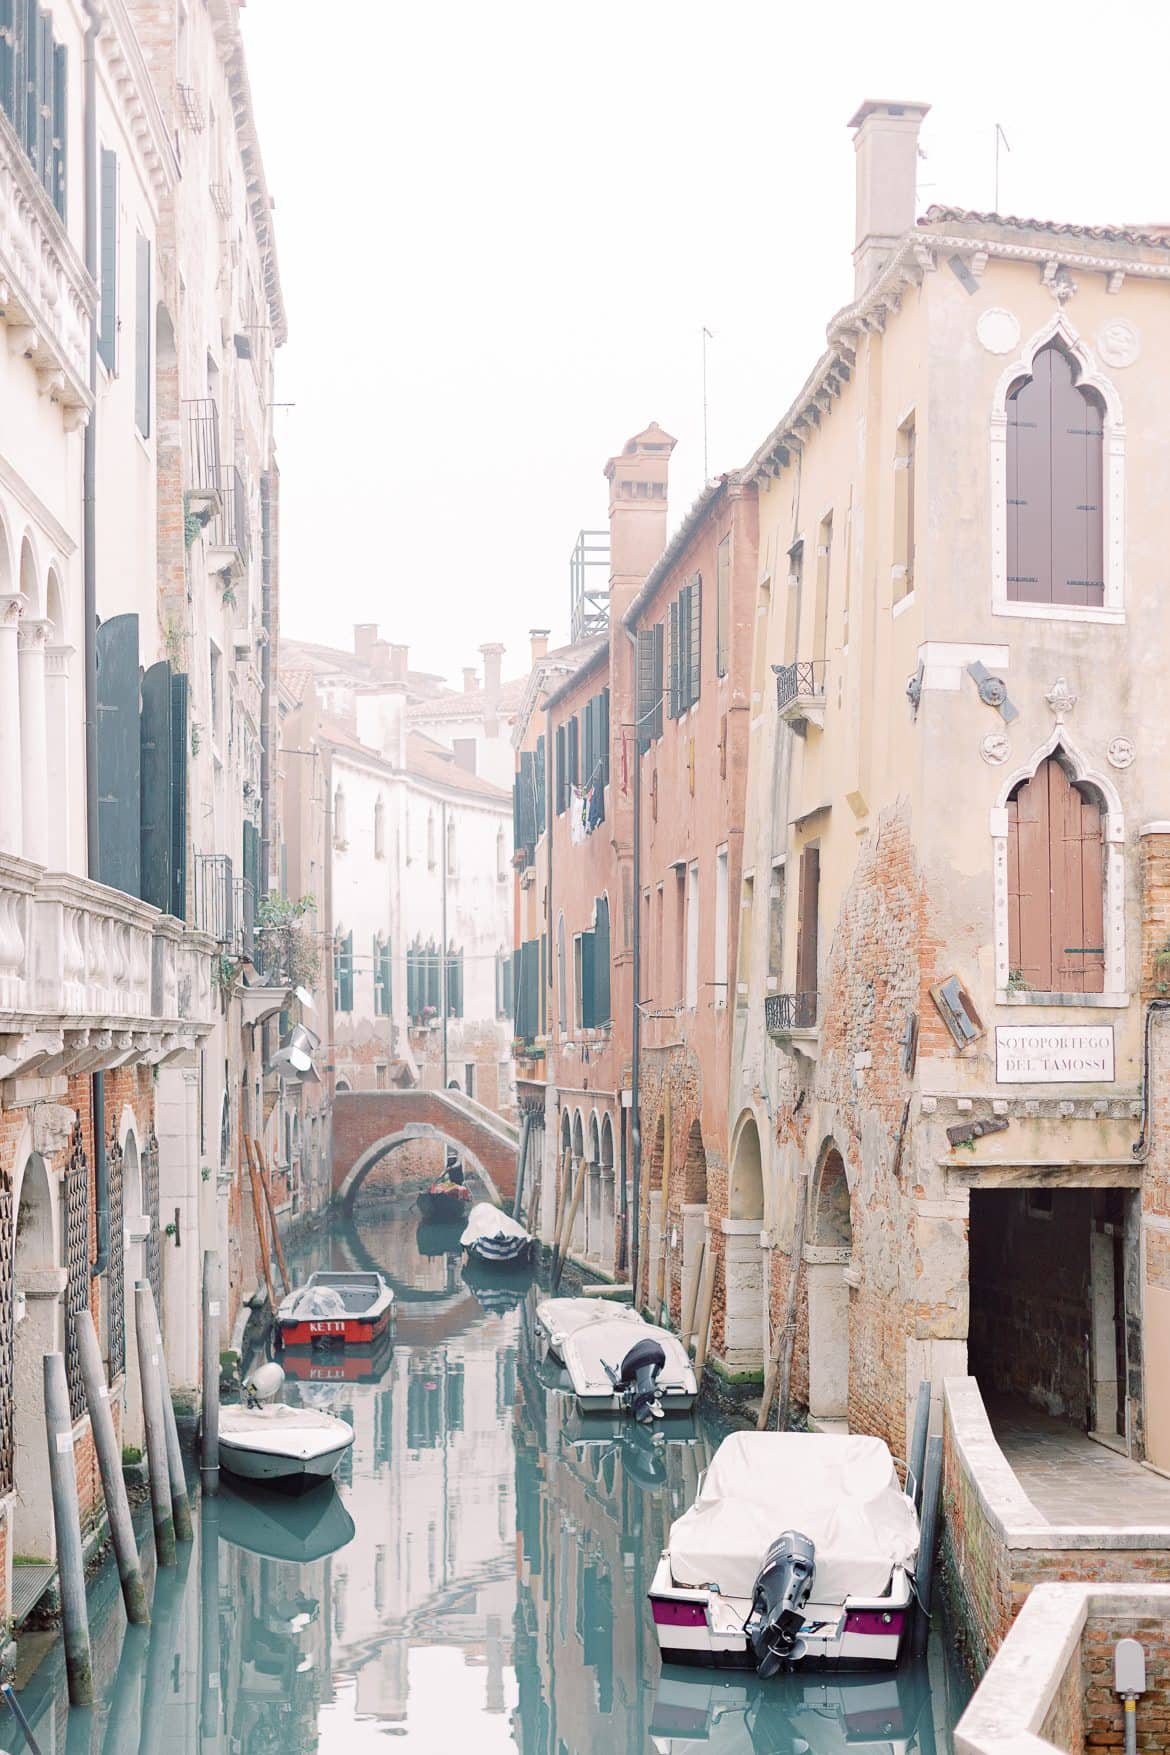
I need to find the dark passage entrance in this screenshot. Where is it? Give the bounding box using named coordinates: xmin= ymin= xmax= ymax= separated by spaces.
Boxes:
xmin=968 ymin=1185 xmax=1137 ymax=1441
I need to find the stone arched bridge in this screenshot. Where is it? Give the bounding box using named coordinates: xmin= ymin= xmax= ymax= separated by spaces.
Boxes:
xmin=332 ymin=1088 xmax=520 ymax=1207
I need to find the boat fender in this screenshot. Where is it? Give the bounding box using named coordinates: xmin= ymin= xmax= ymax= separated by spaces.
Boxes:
xmin=244 ymin=1361 xmax=285 ymax=1405
xmin=744 ymin=1530 xmax=816 ymax=1677
xmin=616 ymin=1337 xmax=667 ymax=1424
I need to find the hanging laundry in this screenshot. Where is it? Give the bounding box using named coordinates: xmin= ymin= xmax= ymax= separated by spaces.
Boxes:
xmin=587 ymin=781 xmax=605 ymax=833
xmin=569 ymin=786 xmax=588 ymax=845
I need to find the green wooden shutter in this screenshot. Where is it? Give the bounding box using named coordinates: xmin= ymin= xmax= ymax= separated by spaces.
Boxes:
xmin=343 ymin=930 xmax=354 ymax=1012
xmin=516 ymin=751 xmax=536 ymax=853
xmin=22 ymin=0 xmax=38 ymax=163
xmin=139 ymin=660 xmax=173 ymax=913
xmin=383 ymin=939 xmax=393 ymax=1017
xmin=540 ymin=932 xmax=547 ymax=1036
xmin=503 ymin=953 xmax=513 ymax=1019
xmin=0 ymin=0 xmax=14 ymax=126
xmin=373 ymin=935 xmax=383 ymax=1014
xmin=99 ymin=149 xmax=117 ymax=370
xmin=582 ymin=697 xmax=594 ymax=787
xmin=96 ymin=614 xmax=141 ymax=897
xmin=170 ymin=671 xmax=188 ymax=919
xmin=36 ymin=5 xmax=49 ymax=190
xmin=688 ymin=574 xmax=702 ymax=707
xmin=594 ymin=897 xmax=611 ymax=1024
xmin=668 ymin=599 xmax=680 ymax=718
xmin=534 ymin=734 xmax=546 ymax=829
xmin=555 ymin=724 xmax=567 ymax=814
xmin=637 ymin=628 xmax=663 ymax=751
xmin=599 ymin=690 xmax=610 ymax=788
xmin=134 ymin=230 xmax=150 ymax=437
xmin=50 ymin=37 xmax=64 ymax=217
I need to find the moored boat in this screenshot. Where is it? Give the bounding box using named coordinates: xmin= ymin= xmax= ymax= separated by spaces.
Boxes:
xmin=218 ymin=1401 xmax=355 ymax=1494
xmin=560 ymin=1315 xmax=698 ymax=1421
xmin=535 ymin=1295 xmax=645 ymax=1361
xmin=461 ymin=1201 xmax=536 ymax=1267
xmin=275 ymin=1270 xmax=395 ymax=1349
xmin=416 ymin=1179 xmax=474 ymax=1222
xmin=648 ymin=1433 xmax=919 ymax=1673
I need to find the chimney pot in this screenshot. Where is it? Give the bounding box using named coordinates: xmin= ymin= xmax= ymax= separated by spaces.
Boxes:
xmin=529 ymin=628 xmax=550 ymax=665
xmin=463 ymin=667 xmax=479 ymax=693
xmin=848 ymin=99 xmax=930 ymax=296
xmin=479 ymin=643 xmax=505 ymax=701
xmin=354 ymin=623 xmax=378 ymax=665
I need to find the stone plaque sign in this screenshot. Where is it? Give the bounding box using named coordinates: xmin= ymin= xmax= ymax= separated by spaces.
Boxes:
xmin=995 ymin=1025 xmax=1114 ymax=1084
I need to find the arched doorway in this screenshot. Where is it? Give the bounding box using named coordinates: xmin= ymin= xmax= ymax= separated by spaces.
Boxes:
xmin=14 ymin=1153 xmax=59 ymax=1561
xmin=724 ymin=1113 xmax=766 ymax=1368
xmin=599 ymin=1116 xmax=615 ymax=1270
xmin=680 ymin=1121 xmax=709 ymax=1341
xmin=806 ymin=1144 xmax=853 ymax=1429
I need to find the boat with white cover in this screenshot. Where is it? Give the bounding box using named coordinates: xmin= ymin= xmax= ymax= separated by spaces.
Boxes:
xmin=534 ymin=1295 xmax=645 ymax=1361
xmin=560 ymin=1314 xmax=698 ymax=1421
xmin=460 ymin=1201 xmax=536 ymax=1267
xmin=275 ymin=1270 xmax=395 ymax=1349
xmin=648 ymin=1433 xmax=919 ymax=1672
xmin=218 ymin=1367 xmax=355 ymax=1493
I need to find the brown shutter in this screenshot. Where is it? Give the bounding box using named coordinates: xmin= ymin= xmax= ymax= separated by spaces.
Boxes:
xmin=1007 ymin=767 xmax=1052 ymax=989
xmin=794 ymin=846 xmax=819 ymax=1002
xmin=1078 ymin=790 xmax=1105 ymax=993
xmin=1006 ymin=359 xmax=1052 ymax=603
xmin=1048 ymin=759 xmax=1104 ymax=993
xmin=1049 ymin=349 xmax=1104 ymax=607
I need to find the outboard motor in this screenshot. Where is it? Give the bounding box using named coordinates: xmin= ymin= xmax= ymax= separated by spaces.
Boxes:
xmin=614 ymin=1336 xmax=667 ymax=1423
xmin=743 ymin=1530 xmax=816 ymax=1677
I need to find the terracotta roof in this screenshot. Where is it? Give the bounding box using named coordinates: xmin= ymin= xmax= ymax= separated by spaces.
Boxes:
xmin=406 ymin=673 xmax=529 ymax=723
xmin=278 ymin=636 xmax=448 ymax=700
xmin=543 ymin=638 xmax=609 ymax=711
xmin=921 ymin=206 xmax=1170 ymax=250
xmin=279 ymin=667 xmax=312 ymax=706
xmin=405 ymin=734 xmax=510 ymax=802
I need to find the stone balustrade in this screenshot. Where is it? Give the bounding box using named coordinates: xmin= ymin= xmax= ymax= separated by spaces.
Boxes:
xmin=0 ymin=125 xmax=93 ymax=424
xmin=0 ymin=855 xmax=217 ymax=1079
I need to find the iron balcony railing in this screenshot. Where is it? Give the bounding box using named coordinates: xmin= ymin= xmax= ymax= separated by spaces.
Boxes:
xmin=208 ymin=465 xmax=250 ymax=563
xmin=233 ymin=877 xmax=255 ymax=962
xmin=774 ymin=660 xmax=827 ymax=710
xmin=194 ymin=854 xmax=234 ymax=945
xmin=182 ymin=398 xmax=221 ymax=500
xmin=764 ymin=991 xmax=818 ymax=1035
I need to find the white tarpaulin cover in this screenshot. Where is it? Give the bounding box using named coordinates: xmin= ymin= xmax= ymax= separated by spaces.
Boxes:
xmin=667 ymin=1433 xmax=918 ymax=1604
xmin=562 ymin=1318 xmax=696 ymax=1396
xmin=461 ymin=1203 xmax=531 ymax=1247
xmin=288 ymin=1285 xmax=346 ymax=1318
xmin=535 ymin=1297 xmax=644 ymax=1353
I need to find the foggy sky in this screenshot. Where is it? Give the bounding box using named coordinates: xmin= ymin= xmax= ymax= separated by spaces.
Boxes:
xmin=241 ymin=0 xmax=1168 ymax=684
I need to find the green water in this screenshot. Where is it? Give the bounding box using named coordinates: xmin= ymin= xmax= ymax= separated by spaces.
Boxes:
xmin=12 ymin=1198 xmax=970 ymax=1753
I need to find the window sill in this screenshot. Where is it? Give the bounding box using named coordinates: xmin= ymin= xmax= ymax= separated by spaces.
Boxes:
xmin=996 ymin=990 xmax=1129 ymax=1009
xmin=992 ymin=601 xmax=1124 ymax=626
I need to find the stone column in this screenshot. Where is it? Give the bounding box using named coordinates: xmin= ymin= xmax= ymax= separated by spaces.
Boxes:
xmin=19 ymin=618 xmax=50 ymax=866
xmin=721 ymin=1217 xmax=766 ymax=1370
xmin=0 ymin=594 xmax=26 ymax=855
xmin=44 ymin=642 xmax=74 ymax=870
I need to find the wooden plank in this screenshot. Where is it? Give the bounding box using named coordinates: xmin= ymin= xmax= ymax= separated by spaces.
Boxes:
xmin=244 ymin=1137 xmax=276 ymax=1310
xmin=255 ymin=1140 xmax=291 ymax=1295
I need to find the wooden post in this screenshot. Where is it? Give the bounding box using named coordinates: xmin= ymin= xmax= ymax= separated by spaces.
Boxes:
xmin=256 ymin=1140 xmax=291 ymax=1295
xmin=550 ymin=1147 xmax=570 ymax=1265
xmin=759 ymin=1172 xmax=808 ymax=1432
xmin=201 ymin=1249 xmax=220 ymax=1496
xmin=145 ymin=1286 xmax=193 ymax=1543
xmin=654 ymin=1091 xmax=673 ymax=1328
xmin=43 ymin=1352 xmax=93 ymax=1705
xmin=680 ymin=1232 xmax=706 ymax=1351
xmin=135 ymin=1281 xmax=176 ymax=1566
xmin=692 ymin=1246 xmax=717 ymax=1377
xmin=551 ymin=1156 xmax=588 ymax=1292
xmin=75 ymin=1309 xmax=148 ymax=1624
xmin=244 ymin=1137 xmax=276 ymax=1309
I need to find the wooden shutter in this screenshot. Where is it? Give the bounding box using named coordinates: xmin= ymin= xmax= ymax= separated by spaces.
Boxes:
xmin=688 ymin=574 xmax=702 ymax=707
xmin=169 ymin=671 xmax=188 ymax=919
xmin=667 ymin=599 xmax=680 ymax=719
xmin=794 ymin=846 xmax=820 ymax=1002
xmin=636 ymin=628 xmax=663 ymax=752
xmin=1048 ymin=759 xmax=1104 ymax=993
xmin=98 ymin=148 xmax=118 ymax=369
xmin=599 ymin=689 xmax=610 ymax=787
xmin=372 ymin=935 xmax=382 ymax=1013
xmin=96 ymin=613 xmax=141 ymax=898
xmin=534 ymin=734 xmax=546 ymax=828
xmin=579 ymin=931 xmax=596 ymax=1029
xmin=342 ymin=931 xmax=354 ymax=1012
xmin=36 ymin=4 xmax=49 ymax=188
xmin=540 ymin=933 xmax=547 ymax=1035
xmin=594 ymin=897 xmax=611 ymax=1024
xmin=555 ymin=724 xmax=567 ymax=814
xmin=0 ymin=0 xmax=14 ymax=125
xmin=139 ymin=659 xmax=173 ymax=914
xmin=50 ymin=38 xmax=64 ymax=218
xmin=503 ymin=952 xmax=513 ymax=1020
xmin=515 ymin=751 xmax=536 ymax=853
xmin=568 ymin=715 xmax=579 ymax=787
xmin=1007 ymin=359 xmax=1051 ymax=603
xmin=1050 ymin=351 xmax=1104 ymax=607
xmin=22 ymin=0 xmax=37 ymax=161
xmin=1007 ymin=765 xmax=1054 ymax=990
xmin=134 ymin=230 xmax=151 ymax=437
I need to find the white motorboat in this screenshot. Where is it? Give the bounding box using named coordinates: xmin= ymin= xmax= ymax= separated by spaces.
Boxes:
xmin=534 ymin=1295 xmax=644 ymax=1361
xmin=560 ymin=1315 xmax=698 ymax=1421
xmin=460 ymin=1202 xmax=536 ymax=1267
xmin=275 ymin=1270 xmax=395 ymax=1349
xmin=218 ymin=1364 xmax=355 ymax=1493
xmin=648 ymin=1433 xmax=919 ymax=1673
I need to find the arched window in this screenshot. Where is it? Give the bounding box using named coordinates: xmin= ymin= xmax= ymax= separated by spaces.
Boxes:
xmin=373 ymin=795 xmax=385 ymax=860
xmin=1006 ymin=342 xmax=1104 ymax=608
xmin=426 ymin=809 xmax=436 ymax=870
xmin=446 ymin=814 xmax=456 ymax=876
xmin=333 ymin=784 xmax=347 ymax=849
xmin=496 ymin=825 xmax=506 ymax=882
xmin=1007 ymin=752 xmax=1104 ymax=994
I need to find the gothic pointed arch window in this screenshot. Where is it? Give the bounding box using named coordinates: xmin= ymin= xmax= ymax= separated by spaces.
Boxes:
xmin=1006 ymin=751 xmax=1104 ymax=994
xmin=373 ymin=794 xmax=385 ymax=859
xmin=1006 ymin=341 xmax=1104 ymax=608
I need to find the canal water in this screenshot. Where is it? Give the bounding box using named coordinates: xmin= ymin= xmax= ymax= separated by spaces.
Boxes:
xmin=12 ymin=1196 xmax=971 ymax=1753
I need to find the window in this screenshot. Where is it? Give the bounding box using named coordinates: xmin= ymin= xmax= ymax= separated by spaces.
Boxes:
xmin=556 ymin=914 xmax=567 ymax=1030
xmin=767 ymin=860 xmax=786 ymax=991
xmin=333 ymin=784 xmax=347 ymax=850
xmin=514 ymin=751 xmax=538 ymax=866
xmin=1007 ymin=343 xmax=1104 ymax=608
xmin=813 ymin=515 xmax=832 ymax=663
xmin=636 ymin=623 xmax=665 ymax=750
xmin=581 ymin=690 xmax=610 ymax=794
xmin=593 ymin=896 xmax=611 ymax=1026
xmin=446 ymin=945 xmax=464 ymax=1018
xmin=555 ymin=723 xmax=568 ymax=814
xmin=446 ymin=815 xmax=456 ymax=876
xmin=672 ymin=867 xmax=686 ymax=1002
xmin=1007 ymin=753 xmax=1104 ymax=994
xmin=496 ymin=826 xmax=507 ymax=881
xmin=714 ymin=848 xmax=729 ymax=1008
xmin=333 ymin=929 xmax=354 ymax=1013
xmin=135 ymin=231 xmax=151 ymax=438
xmin=373 ymin=935 xmax=392 ymax=1016
xmin=452 ymin=737 xmax=476 ymax=774
xmin=567 ymin=716 xmax=580 ymax=790
xmin=894 ymin=414 xmax=916 ymax=602
xmin=0 ymin=4 xmax=67 ymax=216
xmin=795 ymin=846 xmax=820 ymax=1020
xmin=426 ymin=809 xmax=436 ymax=869
xmin=668 ymin=577 xmax=701 ymax=716
xmin=685 ymin=862 xmax=699 ymax=1010
xmin=783 ymin=541 xmax=804 ymax=664
xmin=99 ymin=149 xmax=118 ymax=371
xmin=737 ymin=873 xmax=754 ymax=1010
xmin=716 ymin=536 xmax=730 ymax=677
xmin=373 ymin=795 xmax=385 ymax=859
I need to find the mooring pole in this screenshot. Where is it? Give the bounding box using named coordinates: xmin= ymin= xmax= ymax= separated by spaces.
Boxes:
xmin=199 ymin=1491 xmax=222 ymax=1740
xmin=134 ymin=1282 xmax=176 ymax=1565
xmin=912 ymin=1434 xmax=944 ymax=1657
xmin=201 ymin=1249 xmax=220 ymax=1496
xmin=74 ymin=1308 xmax=148 ymax=1624
xmin=43 ymin=1352 xmax=93 ymax=1706
xmin=141 ymin=1283 xmax=192 ymax=1541
xmin=2 ymin=1680 xmax=44 ymax=1753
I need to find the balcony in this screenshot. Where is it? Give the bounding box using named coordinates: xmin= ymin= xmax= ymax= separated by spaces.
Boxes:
xmin=194 ymin=854 xmax=234 ymax=946
xmin=233 ymin=877 xmax=255 ymax=963
xmin=0 ymin=856 xmax=216 ymax=1081
xmin=207 ymin=466 xmax=251 ymax=573
xmin=183 ymin=399 xmax=222 ymax=514
xmin=764 ymin=991 xmax=819 ymax=1039
xmin=773 ymin=660 xmax=827 ymax=734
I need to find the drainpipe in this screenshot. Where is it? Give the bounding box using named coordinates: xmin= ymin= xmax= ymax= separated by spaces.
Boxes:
xmin=440 ymin=799 xmax=448 ymax=1089
xmin=1132 ymin=999 xmax=1170 ymax=1162
xmin=82 ymin=0 xmax=108 ymax=1275
xmin=625 ymin=629 xmax=642 ymax=1296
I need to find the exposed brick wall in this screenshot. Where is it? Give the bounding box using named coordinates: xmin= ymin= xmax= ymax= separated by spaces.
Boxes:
xmin=332 ymin=1089 xmax=516 ymax=1201
xmin=1083 ymin=1613 xmax=1170 ymax=1754
xmin=351 ymin=1135 xmax=446 ymax=1196
xmin=1042 ymin=1640 xmax=1086 ymax=1753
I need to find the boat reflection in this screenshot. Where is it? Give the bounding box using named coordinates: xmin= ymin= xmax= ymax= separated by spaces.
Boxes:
xmin=279 ymin=1324 xmax=395 ymax=1385
xmin=217 ymin=1479 xmax=356 ymax=1564
xmin=649 ymin=1665 xmax=935 ymax=1755
xmin=462 ymin=1254 xmax=537 ymax=1315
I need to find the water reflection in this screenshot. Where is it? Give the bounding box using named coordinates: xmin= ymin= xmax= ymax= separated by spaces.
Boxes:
xmin=12 ymin=1198 xmax=969 ymax=1753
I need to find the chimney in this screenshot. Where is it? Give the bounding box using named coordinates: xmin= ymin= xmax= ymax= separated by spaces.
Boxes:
xmin=529 ymin=628 xmax=550 ymax=665
xmin=390 ymin=643 xmax=409 ymax=684
xmin=370 ymin=639 xmax=392 ymax=679
xmin=462 ymin=666 xmax=479 ymax=694
xmin=848 ymin=100 xmax=930 ymax=296
xmin=479 ymin=643 xmax=504 ymax=702
xmin=604 ymin=422 xmax=676 ymax=618
xmin=354 ymin=623 xmax=378 ymax=666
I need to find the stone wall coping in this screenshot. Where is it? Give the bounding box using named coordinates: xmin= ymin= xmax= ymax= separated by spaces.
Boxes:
xmin=1139 ymin=823 xmax=1170 ymax=837
xmin=956 ymin=1583 xmax=1170 ymax=1755
xmin=945 ymin=1376 xmax=1170 ymax=1548
xmin=721 ymin=1218 xmax=763 ymax=1237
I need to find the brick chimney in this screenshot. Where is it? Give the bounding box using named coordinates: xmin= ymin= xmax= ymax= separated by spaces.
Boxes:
xmin=604 ymin=423 xmax=676 ymax=620
xmin=370 ymin=639 xmax=392 ymax=679
xmin=462 ymin=666 xmax=479 ymax=693
xmin=529 ymin=628 xmax=550 ymax=665
xmin=354 ymin=623 xmax=378 ymax=666
xmin=390 ymin=643 xmax=409 ymax=683
xmin=479 ymin=643 xmax=504 ymax=702
xmin=848 ymin=99 xmax=930 ymax=296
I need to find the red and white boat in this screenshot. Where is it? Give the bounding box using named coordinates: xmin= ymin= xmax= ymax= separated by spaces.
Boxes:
xmin=649 ymin=1433 xmax=919 ymax=1673
xmin=275 ymin=1271 xmax=395 ymax=1350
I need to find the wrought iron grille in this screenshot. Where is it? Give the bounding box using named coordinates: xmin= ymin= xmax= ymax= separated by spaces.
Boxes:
xmin=143 ymin=1131 xmax=162 ymax=1326
xmin=764 ymin=991 xmax=818 ymax=1034
xmin=0 ymin=1167 xmax=13 ymax=1496
xmin=774 ymin=660 xmax=827 ymax=709
xmin=208 ymin=465 xmax=250 ymax=562
xmin=182 ymin=398 xmax=221 ymax=498
xmin=233 ymin=877 xmax=255 ymax=962
xmin=107 ymin=1132 xmax=125 ymax=1384
xmin=64 ymin=1123 xmax=91 ymax=1423
xmin=195 ymin=853 xmax=234 ymax=944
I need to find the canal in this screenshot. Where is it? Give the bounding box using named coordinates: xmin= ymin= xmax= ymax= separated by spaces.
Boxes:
xmin=11 ymin=1195 xmax=971 ymax=1752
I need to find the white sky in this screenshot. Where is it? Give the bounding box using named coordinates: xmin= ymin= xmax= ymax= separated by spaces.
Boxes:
xmin=241 ymin=0 xmax=1169 ymax=683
